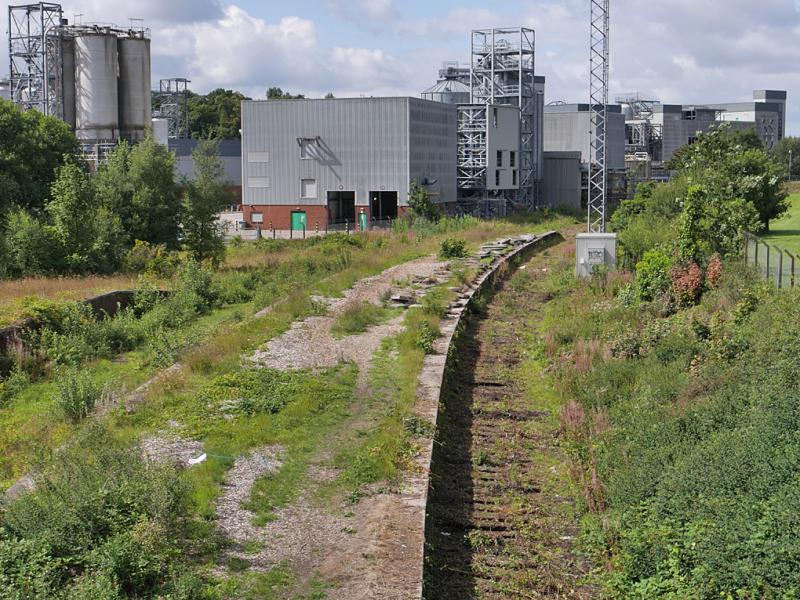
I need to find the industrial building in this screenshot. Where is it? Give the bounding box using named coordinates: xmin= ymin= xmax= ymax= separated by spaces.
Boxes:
xmin=171 ymin=139 xmax=243 ymax=202
xmin=619 ymin=90 xmax=787 ymax=186
xmin=240 ymin=97 xmax=459 ymax=231
xmin=239 ymin=27 xmax=543 ymax=231
xmin=7 ymin=3 xmax=152 ymax=163
xmin=543 ymin=103 xmax=627 ymax=208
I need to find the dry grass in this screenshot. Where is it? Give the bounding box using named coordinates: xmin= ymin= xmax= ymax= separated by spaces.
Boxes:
xmin=0 ymin=275 xmax=139 ymax=306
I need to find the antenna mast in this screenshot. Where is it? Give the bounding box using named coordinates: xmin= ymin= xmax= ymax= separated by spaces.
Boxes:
xmin=588 ymin=0 xmax=609 ymax=233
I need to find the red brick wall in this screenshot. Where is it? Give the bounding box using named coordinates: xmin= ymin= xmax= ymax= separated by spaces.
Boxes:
xmin=242 ymin=205 xmax=329 ymax=230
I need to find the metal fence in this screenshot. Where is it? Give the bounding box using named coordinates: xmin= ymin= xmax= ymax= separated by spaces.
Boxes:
xmin=744 ymin=232 xmax=798 ymax=289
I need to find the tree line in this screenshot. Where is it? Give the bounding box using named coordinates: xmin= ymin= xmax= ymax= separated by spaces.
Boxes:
xmin=0 ymin=99 xmax=232 ymax=277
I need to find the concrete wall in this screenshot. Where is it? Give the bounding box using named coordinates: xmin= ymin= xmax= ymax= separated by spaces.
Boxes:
xmin=542 ymin=151 xmax=581 ymax=209
xmin=241 ymin=97 xmax=457 ymax=209
xmin=543 ymin=105 xmax=625 ymax=171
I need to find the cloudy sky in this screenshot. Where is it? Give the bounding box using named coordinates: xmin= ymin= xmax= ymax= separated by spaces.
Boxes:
xmin=4 ymin=0 xmax=800 ymax=133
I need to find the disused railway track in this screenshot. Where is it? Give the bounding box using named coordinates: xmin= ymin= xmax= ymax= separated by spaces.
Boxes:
xmin=424 ymin=240 xmax=594 ymax=599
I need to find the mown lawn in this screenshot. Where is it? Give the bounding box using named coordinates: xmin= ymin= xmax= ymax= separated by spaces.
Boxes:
xmin=762 ymin=192 xmax=800 ymax=254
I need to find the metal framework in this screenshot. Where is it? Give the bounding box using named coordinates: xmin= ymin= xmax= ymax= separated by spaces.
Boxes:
xmin=8 ymin=2 xmax=64 ymax=117
xmin=470 ymin=27 xmax=536 ymax=208
xmin=588 ymin=0 xmax=609 ymax=233
xmin=152 ymin=77 xmax=191 ymax=139
xmin=456 ymin=105 xmax=487 ymax=190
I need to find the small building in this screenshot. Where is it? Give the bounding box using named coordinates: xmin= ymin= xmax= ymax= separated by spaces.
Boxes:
xmin=240 ymin=97 xmax=457 ymax=231
xmin=542 ymin=151 xmax=582 ymax=209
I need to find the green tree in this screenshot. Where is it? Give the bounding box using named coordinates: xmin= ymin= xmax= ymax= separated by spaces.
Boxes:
xmin=0 ymin=98 xmax=78 ymax=213
xmin=187 ymin=88 xmax=251 ymax=139
xmin=47 ymin=159 xmax=125 ymax=273
xmin=324 ymin=92 xmax=335 ymax=99
xmin=669 ymin=124 xmax=788 ymax=231
xmin=771 ymin=136 xmax=800 ymax=181
xmin=407 ymin=181 xmax=441 ymax=222
xmin=3 ymin=207 xmax=58 ymax=275
xmin=181 ymin=141 xmax=231 ymax=264
xmin=94 ymin=132 xmax=182 ymax=248
xmin=267 ymin=87 xmax=305 ymax=100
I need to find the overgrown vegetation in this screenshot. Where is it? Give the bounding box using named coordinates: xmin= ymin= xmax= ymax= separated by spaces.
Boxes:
xmin=540 ymin=124 xmax=800 ymax=596
xmin=330 ymin=300 xmax=391 ymax=338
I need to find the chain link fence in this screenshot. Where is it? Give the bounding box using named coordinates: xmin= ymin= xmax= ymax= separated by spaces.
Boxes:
xmin=744 ymin=232 xmax=798 ymax=289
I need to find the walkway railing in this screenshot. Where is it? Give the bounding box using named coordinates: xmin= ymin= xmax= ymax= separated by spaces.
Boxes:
xmin=744 ymin=232 xmax=798 ymax=289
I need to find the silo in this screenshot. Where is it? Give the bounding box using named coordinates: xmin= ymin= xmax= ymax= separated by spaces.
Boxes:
xmin=74 ymin=31 xmax=119 ymax=141
xmin=62 ymin=36 xmax=76 ymax=129
xmin=118 ymin=34 xmax=151 ymax=141
xmin=421 ymin=79 xmax=470 ymax=105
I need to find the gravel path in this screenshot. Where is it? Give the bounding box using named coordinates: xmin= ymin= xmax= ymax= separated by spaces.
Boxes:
xmin=249 ymin=255 xmax=450 ymax=394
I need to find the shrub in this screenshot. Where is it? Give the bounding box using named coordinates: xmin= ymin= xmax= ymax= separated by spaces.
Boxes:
xmin=634 ymin=247 xmax=673 ymax=302
xmin=439 ymin=237 xmax=468 ymax=259
xmin=415 ymin=320 xmax=439 ymax=354
xmin=330 ymin=301 xmax=388 ymax=338
xmin=54 ymin=368 xmax=102 ymax=422
xmin=0 ymin=425 xmax=191 ymax=598
xmin=122 ymin=240 xmax=179 ymax=276
xmin=671 ymin=261 xmax=704 ymax=306
xmin=421 ymin=287 xmax=446 ymax=318
xmin=706 ymin=253 xmax=723 ymax=289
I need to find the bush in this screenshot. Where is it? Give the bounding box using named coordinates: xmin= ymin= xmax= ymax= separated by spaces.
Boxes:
xmin=54 ymin=368 xmax=102 ymax=422
xmin=671 ymin=261 xmax=704 ymax=306
xmin=439 ymin=237 xmax=468 ymax=259
xmin=415 ymin=320 xmax=439 ymax=354
xmin=634 ymin=247 xmax=673 ymax=302
xmin=0 ymin=425 xmax=191 ymax=598
xmin=122 ymin=240 xmax=179 ymax=276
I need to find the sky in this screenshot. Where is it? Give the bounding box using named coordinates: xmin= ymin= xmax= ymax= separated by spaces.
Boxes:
xmin=3 ymin=0 xmax=800 ymax=134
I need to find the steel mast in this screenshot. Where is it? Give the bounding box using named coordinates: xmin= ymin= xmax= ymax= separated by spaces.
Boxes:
xmin=588 ymin=0 xmax=609 ymax=233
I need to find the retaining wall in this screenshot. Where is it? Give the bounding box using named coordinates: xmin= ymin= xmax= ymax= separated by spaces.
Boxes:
xmin=404 ymin=230 xmax=562 ymax=597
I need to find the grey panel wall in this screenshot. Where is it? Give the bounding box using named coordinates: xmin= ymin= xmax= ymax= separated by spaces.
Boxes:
xmin=408 ymin=98 xmax=458 ymax=204
xmin=543 ymin=151 xmax=581 ymax=209
xmin=486 ymin=105 xmax=521 ymax=190
xmin=243 ymin=98 xmax=419 ymax=207
xmin=543 ymin=108 xmax=625 ymax=170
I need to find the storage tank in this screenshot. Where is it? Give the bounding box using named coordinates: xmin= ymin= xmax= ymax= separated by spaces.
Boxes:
xmin=62 ymin=37 xmax=76 ymax=129
xmin=118 ymin=33 xmax=151 ymax=142
xmin=74 ymin=31 xmax=119 ymax=141
xmin=421 ymin=79 xmax=470 ymax=105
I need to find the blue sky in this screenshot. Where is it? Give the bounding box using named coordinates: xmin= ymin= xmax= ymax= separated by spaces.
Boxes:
xmin=3 ymin=0 xmax=800 ymax=133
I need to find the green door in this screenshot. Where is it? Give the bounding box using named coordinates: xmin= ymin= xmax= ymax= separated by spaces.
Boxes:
xmin=291 ymin=211 xmax=306 ymax=231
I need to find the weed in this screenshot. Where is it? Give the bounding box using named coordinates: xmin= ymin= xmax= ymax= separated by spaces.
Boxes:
xmin=54 ymin=367 xmax=102 ymax=422
xmin=439 ymin=237 xmax=468 ymax=259
xmin=330 ymin=301 xmax=390 ymax=338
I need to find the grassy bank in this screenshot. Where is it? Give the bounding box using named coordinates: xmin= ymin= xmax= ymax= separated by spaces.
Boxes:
xmin=537 ymin=243 xmax=800 ymax=597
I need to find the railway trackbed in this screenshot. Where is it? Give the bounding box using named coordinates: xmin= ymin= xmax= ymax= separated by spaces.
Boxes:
xmin=423 ymin=236 xmax=596 ymax=599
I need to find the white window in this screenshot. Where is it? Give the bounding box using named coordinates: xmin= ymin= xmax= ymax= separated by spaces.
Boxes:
xmin=251 ymin=212 xmax=264 ymax=223
xmin=250 ymin=177 xmax=270 ymax=188
xmin=301 ymin=179 xmax=317 ymax=198
xmin=248 ymin=151 xmax=270 ymax=163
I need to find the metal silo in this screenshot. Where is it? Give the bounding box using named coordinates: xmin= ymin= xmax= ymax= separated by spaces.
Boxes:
xmin=118 ymin=33 xmax=151 ymax=142
xmin=74 ymin=30 xmax=119 ymax=141
xmin=62 ymin=36 xmax=76 ymax=129
xmin=421 ymin=79 xmax=470 ymax=105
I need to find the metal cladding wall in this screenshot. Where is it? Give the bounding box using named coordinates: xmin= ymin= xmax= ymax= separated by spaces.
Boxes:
xmin=543 ymin=105 xmax=625 ymax=171
xmin=408 ymin=98 xmax=458 ymax=204
xmin=241 ymin=97 xmax=457 ymax=207
xmin=171 ymin=139 xmax=242 ymax=186
xmin=74 ymin=33 xmax=119 ymax=141
xmin=542 ymin=151 xmax=581 ymax=209
xmin=486 ymin=105 xmax=521 ymax=190
xmin=118 ymin=37 xmax=152 ymax=142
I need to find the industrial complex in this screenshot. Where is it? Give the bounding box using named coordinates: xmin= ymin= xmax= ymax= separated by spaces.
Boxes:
xmin=3 ymin=2 xmax=790 ymax=233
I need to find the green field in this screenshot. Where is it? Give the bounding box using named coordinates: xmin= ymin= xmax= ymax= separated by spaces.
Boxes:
xmin=762 ymin=193 xmax=800 ymax=254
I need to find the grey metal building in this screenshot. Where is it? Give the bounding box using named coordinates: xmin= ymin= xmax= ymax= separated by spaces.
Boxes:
xmin=240 ymin=97 xmax=457 ymax=230
xmin=170 ymin=138 xmax=243 ymax=203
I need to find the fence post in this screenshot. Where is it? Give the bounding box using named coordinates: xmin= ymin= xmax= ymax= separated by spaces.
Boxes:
xmin=754 ymin=237 xmax=759 ymax=272
xmin=764 ymin=241 xmax=770 ymax=281
xmin=303 ymin=225 xmax=306 ymax=240
xmin=792 ymin=252 xmax=796 ymax=288
xmin=778 ymin=248 xmax=784 ymax=289
xmin=345 ymin=220 xmax=350 ymax=235
xmin=315 ymin=221 xmax=319 ymax=236
xmin=744 ymin=233 xmax=749 ymax=265
xmin=290 ymin=226 xmax=293 ymax=240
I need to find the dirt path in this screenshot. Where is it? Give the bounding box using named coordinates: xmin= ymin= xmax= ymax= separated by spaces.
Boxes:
xmin=424 ymin=236 xmax=596 ymax=599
